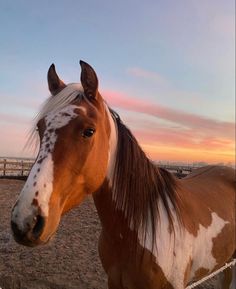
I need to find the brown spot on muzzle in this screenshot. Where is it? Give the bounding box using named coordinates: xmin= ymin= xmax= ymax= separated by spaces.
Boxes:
xmin=32 ymin=198 xmax=39 ymax=207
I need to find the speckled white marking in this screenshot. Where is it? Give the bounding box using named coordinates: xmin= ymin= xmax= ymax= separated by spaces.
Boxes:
xmin=12 ymin=95 xmax=86 ymax=231
xmin=138 ymin=202 xmax=228 ymax=289
xmin=36 ymin=83 xmax=84 ymax=123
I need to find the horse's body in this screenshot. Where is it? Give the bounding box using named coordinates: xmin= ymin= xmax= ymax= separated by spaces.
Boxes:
xmin=94 ymin=165 xmax=235 ymax=289
xmin=11 ymin=61 xmax=235 ymax=289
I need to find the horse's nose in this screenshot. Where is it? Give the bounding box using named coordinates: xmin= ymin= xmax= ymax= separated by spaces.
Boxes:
xmin=11 ymin=214 xmax=45 ymax=246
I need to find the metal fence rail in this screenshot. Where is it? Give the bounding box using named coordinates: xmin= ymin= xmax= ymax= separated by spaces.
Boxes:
xmin=0 ymin=159 xmax=34 ymax=179
xmin=158 ymin=164 xmax=193 ymax=177
xmin=0 ymin=158 xmax=197 ymax=180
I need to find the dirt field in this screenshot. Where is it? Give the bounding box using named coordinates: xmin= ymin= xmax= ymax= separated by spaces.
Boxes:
xmin=0 ymin=180 xmax=221 ymax=289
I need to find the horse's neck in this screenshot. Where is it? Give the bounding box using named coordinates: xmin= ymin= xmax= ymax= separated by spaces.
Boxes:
xmin=94 ymin=106 xmax=176 ymax=244
xmin=92 ymin=179 xmax=178 ymax=278
xmin=92 ymin=180 xmax=130 ymax=239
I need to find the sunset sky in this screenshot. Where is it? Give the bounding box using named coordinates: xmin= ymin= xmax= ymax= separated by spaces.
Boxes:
xmin=0 ymin=0 xmax=235 ymax=164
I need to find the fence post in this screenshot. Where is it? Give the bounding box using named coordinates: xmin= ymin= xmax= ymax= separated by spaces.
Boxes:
xmin=21 ymin=160 xmax=24 ymax=176
xmin=3 ymin=159 xmax=6 ymax=176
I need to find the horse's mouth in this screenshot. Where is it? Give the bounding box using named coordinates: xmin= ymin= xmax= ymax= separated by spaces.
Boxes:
xmin=11 ymin=226 xmax=56 ymax=247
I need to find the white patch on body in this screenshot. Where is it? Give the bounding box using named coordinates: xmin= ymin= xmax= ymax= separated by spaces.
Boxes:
xmin=139 ymin=201 xmax=228 ymax=289
xmin=12 ymin=99 xmax=86 ymax=231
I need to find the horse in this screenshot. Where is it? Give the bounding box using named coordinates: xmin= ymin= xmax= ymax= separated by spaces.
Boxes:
xmin=11 ymin=61 xmax=235 ymax=289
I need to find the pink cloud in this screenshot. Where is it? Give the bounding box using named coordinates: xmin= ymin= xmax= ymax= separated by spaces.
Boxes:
xmin=102 ymin=90 xmax=235 ymax=140
xmin=134 ymin=127 xmax=234 ymax=151
xmin=0 ymin=89 xmax=234 ymax=162
xmin=127 ymin=67 xmax=168 ymax=86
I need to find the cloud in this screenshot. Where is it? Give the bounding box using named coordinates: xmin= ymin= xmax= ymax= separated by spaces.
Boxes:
xmin=134 ymin=127 xmax=234 ymax=151
xmin=127 ymin=67 xmax=168 ymax=86
xmin=103 ymin=90 xmax=235 ymax=140
xmin=102 ymin=89 xmax=235 ymax=163
xmin=0 ymin=89 xmax=234 ymax=163
xmin=142 ymin=142 xmax=234 ymax=164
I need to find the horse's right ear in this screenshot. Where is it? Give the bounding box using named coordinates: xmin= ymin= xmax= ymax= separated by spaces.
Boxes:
xmin=47 ymin=64 xmax=66 ymax=95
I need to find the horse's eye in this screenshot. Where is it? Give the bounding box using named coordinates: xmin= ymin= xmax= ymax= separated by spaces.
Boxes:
xmin=82 ymin=128 xmax=95 ymax=138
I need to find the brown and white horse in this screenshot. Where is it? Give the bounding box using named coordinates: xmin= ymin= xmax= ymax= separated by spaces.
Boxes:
xmin=11 ymin=61 xmax=235 ymax=289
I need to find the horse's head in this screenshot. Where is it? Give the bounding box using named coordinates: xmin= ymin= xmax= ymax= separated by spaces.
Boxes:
xmin=11 ymin=61 xmax=117 ymax=246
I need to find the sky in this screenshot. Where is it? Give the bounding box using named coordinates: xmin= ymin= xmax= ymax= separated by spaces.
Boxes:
xmin=0 ymin=0 xmax=235 ymax=164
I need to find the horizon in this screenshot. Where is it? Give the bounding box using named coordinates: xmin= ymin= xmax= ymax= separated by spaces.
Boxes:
xmin=0 ymin=156 xmax=234 ymax=169
xmin=0 ymin=0 xmax=235 ymax=164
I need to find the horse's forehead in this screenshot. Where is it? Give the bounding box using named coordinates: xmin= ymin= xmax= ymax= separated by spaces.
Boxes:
xmin=45 ymin=104 xmax=87 ymax=129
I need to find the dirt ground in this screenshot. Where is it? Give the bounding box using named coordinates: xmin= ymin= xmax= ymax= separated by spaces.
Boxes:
xmin=0 ymin=180 xmax=222 ymax=289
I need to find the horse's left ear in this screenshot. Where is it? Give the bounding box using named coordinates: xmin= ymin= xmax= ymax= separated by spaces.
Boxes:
xmin=80 ymin=60 xmax=98 ymax=100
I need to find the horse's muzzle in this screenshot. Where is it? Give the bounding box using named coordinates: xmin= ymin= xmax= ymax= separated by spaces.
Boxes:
xmin=11 ymin=214 xmax=46 ymax=247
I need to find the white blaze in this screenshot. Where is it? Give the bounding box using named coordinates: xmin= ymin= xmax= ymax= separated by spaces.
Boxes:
xmin=12 ymin=104 xmax=85 ymax=231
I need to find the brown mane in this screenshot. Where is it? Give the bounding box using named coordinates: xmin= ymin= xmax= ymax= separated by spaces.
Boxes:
xmin=109 ymin=109 xmax=181 ymax=252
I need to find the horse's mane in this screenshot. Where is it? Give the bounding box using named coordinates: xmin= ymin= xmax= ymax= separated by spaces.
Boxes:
xmin=109 ymin=110 xmax=181 ymax=252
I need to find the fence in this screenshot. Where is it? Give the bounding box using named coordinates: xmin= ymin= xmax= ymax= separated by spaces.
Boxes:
xmin=158 ymin=164 xmax=193 ymax=177
xmin=0 ymin=159 xmax=34 ymax=180
xmin=0 ymin=158 xmax=196 ymax=180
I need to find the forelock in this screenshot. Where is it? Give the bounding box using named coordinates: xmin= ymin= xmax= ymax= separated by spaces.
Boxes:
xmin=25 ymin=83 xmax=84 ymax=151
xmin=36 ymin=83 xmax=84 ymax=124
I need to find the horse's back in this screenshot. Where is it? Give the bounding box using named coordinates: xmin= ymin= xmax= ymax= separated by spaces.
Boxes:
xmin=178 ymin=165 xmax=235 ymax=285
xmin=179 ymin=165 xmax=235 ymax=229
xmin=183 ymin=165 xmax=235 ymax=181
xmin=180 ymin=165 xmax=235 ymax=206
xmin=184 ymin=165 xmax=235 ymax=184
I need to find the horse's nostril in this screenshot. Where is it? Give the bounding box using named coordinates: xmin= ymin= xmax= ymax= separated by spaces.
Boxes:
xmin=32 ymin=215 xmax=45 ymax=239
xmin=11 ymin=220 xmax=24 ymax=240
xmin=11 ymin=215 xmax=45 ymax=246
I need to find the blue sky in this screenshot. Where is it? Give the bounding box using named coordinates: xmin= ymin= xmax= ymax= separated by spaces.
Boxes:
xmin=0 ymin=0 xmax=235 ymax=163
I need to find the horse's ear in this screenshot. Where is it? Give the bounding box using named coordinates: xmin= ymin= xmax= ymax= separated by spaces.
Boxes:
xmin=47 ymin=64 xmax=66 ymax=95
xmin=80 ymin=60 xmax=98 ymax=100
